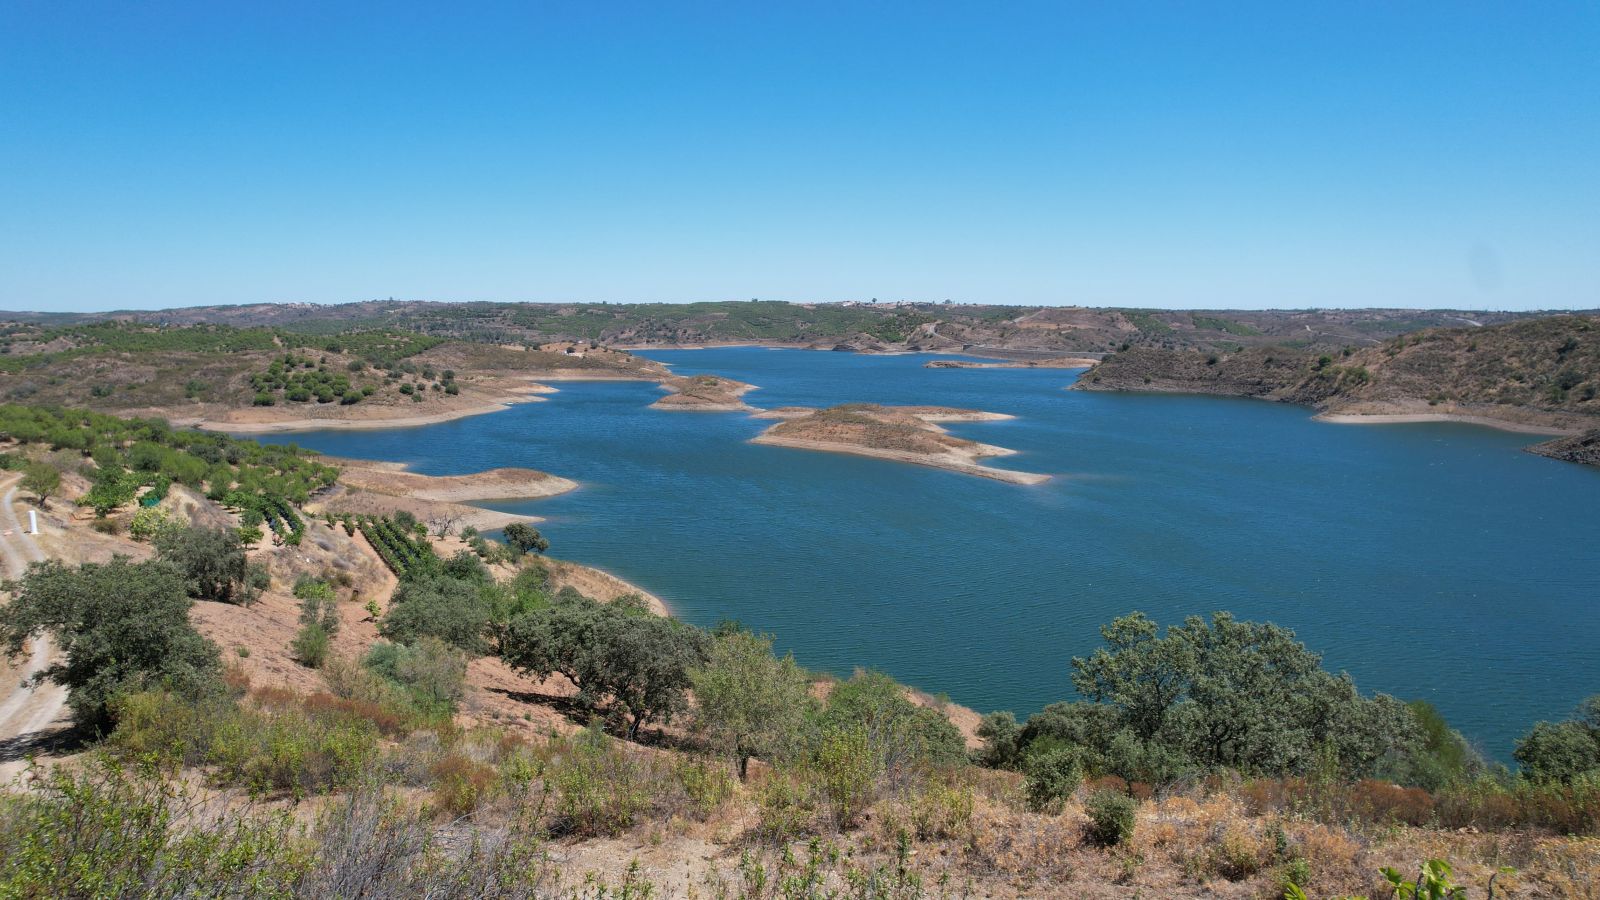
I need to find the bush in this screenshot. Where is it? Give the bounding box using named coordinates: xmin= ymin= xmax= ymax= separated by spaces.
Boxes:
xmin=293 ymin=623 xmax=331 ymax=668
xmin=1024 ymin=746 xmax=1083 ymax=813
xmin=362 ymin=638 xmax=467 ymax=719
xmin=755 ymin=769 xmax=818 ymax=843
xmin=811 ymin=726 xmax=877 ymax=829
xmin=154 ymin=525 xmax=254 ymax=605
xmin=547 ymin=726 xmax=653 ymax=837
xmin=1516 ymin=718 xmax=1600 ymax=784
xmin=128 ymin=506 xmax=171 ymax=541
xmin=1084 ymin=790 xmax=1137 ymax=847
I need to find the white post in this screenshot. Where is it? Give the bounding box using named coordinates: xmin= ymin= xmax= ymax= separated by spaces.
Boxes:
xmin=28 ymin=509 xmax=37 ymax=535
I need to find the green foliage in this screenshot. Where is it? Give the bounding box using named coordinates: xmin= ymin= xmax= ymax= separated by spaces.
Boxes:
xmin=502 ymin=522 xmax=549 ymax=556
xmin=818 ymin=670 xmax=970 ymax=778
xmin=292 ymin=623 xmax=332 ymax=668
xmin=381 ymin=571 xmax=494 ymax=654
xmin=0 ymin=405 xmax=337 ymax=513
xmin=128 ymin=505 xmax=172 ymax=541
xmin=358 ymin=514 xmax=437 ymax=577
xmin=501 ymin=591 xmax=710 ymax=739
xmin=1023 ymin=746 xmax=1083 ymax=813
xmin=547 ymin=724 xmax=654 ymax=836
xmin=1083 ymin=789 xmax=1137 ymax=846
xmin=362 ymin=637 xmax=468 ymax=719
xmin=1515 ymin=714 xmax=1600 ymax=784
xmin=811 ymin=726 xmax=878 ymax=828
xmin=155 ymin=525 xmax=256 ymax=605
xmin=0 ymin=557 xmax=221 ymax=731
xmin=1055 ymin=611 xmax=1422 ymax=782
xmin=689 ymin=628 xmax=814 ymax=778
xmin=0 ymin=753 xmax=306 ymax=897
xmin=20 ymin=460 xmax=59 ymax=502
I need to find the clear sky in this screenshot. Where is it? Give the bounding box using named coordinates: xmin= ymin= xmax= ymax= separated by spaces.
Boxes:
xmin=2 ymin=2 xmax=1596 ymax=312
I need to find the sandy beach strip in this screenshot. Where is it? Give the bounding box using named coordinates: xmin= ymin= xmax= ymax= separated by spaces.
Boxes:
xmin=195 ymin=396 xmax=549 ymax=434
xmin=750 ymin=434 xmax=1049 ymax=485
xmin=1313 ymin=412 xmax=1579 ymax=436
xmin=337 ymin=465 xmax=578 ymax=502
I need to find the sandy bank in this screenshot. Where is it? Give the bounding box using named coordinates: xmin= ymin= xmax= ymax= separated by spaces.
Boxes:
xmin=750 ymin=405 xmax=1014 ymax=423
xmin=338 ymin=465 xmax=578 ymax=503
xmin=926 ymin=356 xmax=1098 ymax=369
xmin=309 ymin=487 xmax=544 ymax=533
xmin=751 ymin=403 xmax=1047 ymax=484
xmin=195 ymin=393 xmax=550 ymax=434
xmin=1313 ymin=412 xmax=1577 ymax=436
xmin=751 ymin=434 xmax=1048 ymax=485
xmin=546 ymin=559 xmax=670 ymax=617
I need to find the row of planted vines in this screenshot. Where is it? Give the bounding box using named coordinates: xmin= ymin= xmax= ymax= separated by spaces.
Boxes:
xmin=356 ymin=515 xmax=436 ymax=577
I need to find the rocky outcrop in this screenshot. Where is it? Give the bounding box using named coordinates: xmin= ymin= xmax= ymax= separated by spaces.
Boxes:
xmin=1527 ymin=430 xmax=1600 ymax=468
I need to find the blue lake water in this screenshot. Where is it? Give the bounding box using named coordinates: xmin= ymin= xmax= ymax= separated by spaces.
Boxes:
xmin=260 ymin=348 xmax=1600 ymax=759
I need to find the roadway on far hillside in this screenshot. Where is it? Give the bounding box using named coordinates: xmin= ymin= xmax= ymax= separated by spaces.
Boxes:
xmin=0 ymin=476 xmax=70 ymax=781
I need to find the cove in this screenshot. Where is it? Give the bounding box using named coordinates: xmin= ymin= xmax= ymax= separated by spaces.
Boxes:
xmin=257 ymin=347 xmax=1600 ymax=760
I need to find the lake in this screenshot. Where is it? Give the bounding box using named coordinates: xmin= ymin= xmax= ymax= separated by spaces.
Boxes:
xmin=259 ymin=348 xmax=1600 ymax=760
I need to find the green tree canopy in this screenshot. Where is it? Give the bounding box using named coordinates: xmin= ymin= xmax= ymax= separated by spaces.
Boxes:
xmin=689 ymin=629 xmax=814 ymax=778
xmin=501 ymin=592 xmax=709 ymax=739
xmin=0 ymin=557 xmax=220 ymax=731
xmin=154 ymin=525 xmax=255 ymax=605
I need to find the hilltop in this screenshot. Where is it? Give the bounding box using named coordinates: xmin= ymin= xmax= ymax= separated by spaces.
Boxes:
xmin=5 ymin=300 xmax=1579 ymax=359
xmin=1074 ymin=314 xmax=1600 ymax=456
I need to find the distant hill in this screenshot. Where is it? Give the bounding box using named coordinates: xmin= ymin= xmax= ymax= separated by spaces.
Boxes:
xmin=3 ymin=300 xmax=1580 ymax=358
xmin=1074 ymin=314 xmax=1600 ymax=459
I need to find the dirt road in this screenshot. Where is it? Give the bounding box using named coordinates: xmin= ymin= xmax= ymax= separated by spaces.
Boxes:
xmin=0 ymin=477 xmax=70 ymax=781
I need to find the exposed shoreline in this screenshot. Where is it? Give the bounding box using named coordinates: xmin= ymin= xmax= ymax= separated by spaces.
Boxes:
xmin=191 ymin=392 xmax=553 ymax=434
xmin=1312 ymin=411 xmax=1578 ymax=436
xmin=750 ymin=434 xmax=1049 ymax=484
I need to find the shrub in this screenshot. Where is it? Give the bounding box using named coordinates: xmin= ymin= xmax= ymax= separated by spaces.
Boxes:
xmin=0 ymin=753 xmax=305 ymax=897
xmin=1515 ymin=718 xmax=1600 ymax=784
xmin=1084 ymin=790 xmax=1137 ymax=847
xmin=1024 ymin=746 xmax=1083 ymax=813
xmin=547 ymin=726 xmax=653 ymax=837
xmin=128 ymin=506 xmax=171 ymax=541
xmin=755 ymin=769 xmax=818 ymax=843
xmin=292 ymin=623 xmax=331 ymax=668
xmin=154 ymin=525 xmax=254 ymax=605
xmin=811 ymin=726 xmax=877 ymax=829
xmin=675 ymin=755 xmax=736 ymax=820
xmin=362 ymin=638 xmax=467 ymax=719
xmin=428 ymin=753 xmax=498 ymax=818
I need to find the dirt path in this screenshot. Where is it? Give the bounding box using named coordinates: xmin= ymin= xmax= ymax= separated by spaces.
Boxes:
xmin=0 ymin=478 xmax=71 ymax=781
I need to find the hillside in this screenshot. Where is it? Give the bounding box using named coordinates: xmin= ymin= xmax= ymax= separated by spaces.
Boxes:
xmin=5 ymin=301 xmax=1578 ymax=358
xmin=1074 ymin=315 xmax=1600 ymax=446
xmin=0 ymin=322 xmax=668 ymax=430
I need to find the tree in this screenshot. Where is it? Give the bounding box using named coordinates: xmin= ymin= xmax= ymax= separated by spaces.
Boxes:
xmin=501 ymin=592 xmax=709 ymax=739
xmin=154 ymin=525 xmax=253 ymax=605
xmin=380 ymin=572 xmax=493 ymax=654
xmin=0 ymin=557 xmax=220 ymax=730
xmin=819 ymin=670 xmax=968 ymax=778
xmin=21 ymin=462 xmax=59 ymax=507
xmin=502 ymin=522 xmax=549 ymax=557
xmin=1515 ymin=698 xmax=1600 ymax=783
xmin=1051 ymin=611 xmax=1423 ymax=780
xmin=689 ymin=629 xmax=813 ymax=779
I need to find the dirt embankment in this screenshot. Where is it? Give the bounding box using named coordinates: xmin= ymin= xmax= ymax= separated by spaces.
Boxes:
xmin=751 ymin=404 xmax=1047 ymax=485
xmin=309 ymin=461 xmax=576 ymax=534
xmin=649 ymin=374 xmax=758 ymax=411
xmin=926 ymin=356 xmax=1099 ymax=369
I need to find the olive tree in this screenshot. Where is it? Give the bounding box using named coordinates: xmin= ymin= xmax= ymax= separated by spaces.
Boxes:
xmin=502 ymin=523 xmax=549 ymax=557
xmin=501 ymin=592 xmax=709 ymax=739
xmin=0 ymin=557 xmax=221 ymax=730
xmin=689 ymin=629 xmax=814 ymax=778
xmin=153 ymin=525 xmax=253 ymax=605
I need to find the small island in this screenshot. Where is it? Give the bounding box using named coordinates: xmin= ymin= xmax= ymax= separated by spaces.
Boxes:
xmin=649 ymin=373 xmax=758 ymax=411
xmin=750 ymin=403 xmax=1047 ymax=484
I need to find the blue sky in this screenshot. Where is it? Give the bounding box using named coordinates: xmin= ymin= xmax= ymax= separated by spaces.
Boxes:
xmin=2 ymin=2 xmax=1596 ymax=312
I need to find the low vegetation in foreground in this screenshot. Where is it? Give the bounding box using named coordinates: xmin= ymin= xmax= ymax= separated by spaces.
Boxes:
xmin=1 ymin=410 xmax=1597 ymax=897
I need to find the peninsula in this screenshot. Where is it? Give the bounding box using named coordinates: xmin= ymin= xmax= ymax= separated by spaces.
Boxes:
xmin=1072 ymin=315 xmax=1600 ymax=464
